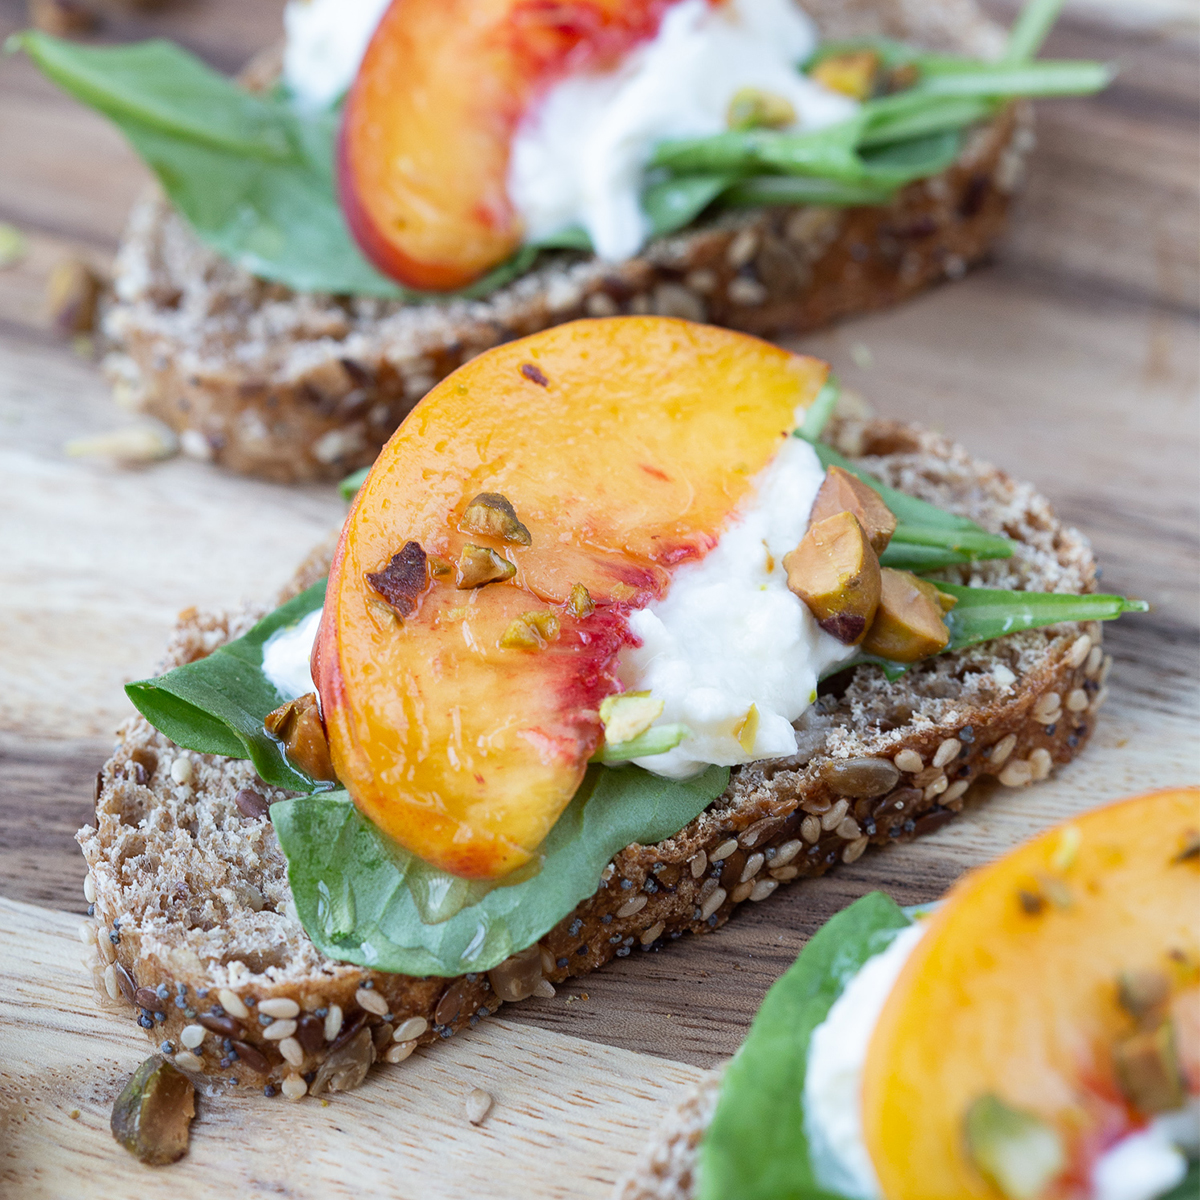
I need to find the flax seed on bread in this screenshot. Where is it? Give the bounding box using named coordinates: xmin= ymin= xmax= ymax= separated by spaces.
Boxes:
xmin=76 ymin=418 xmax=1107 ymax=1100
xmin=99 ymin=0 xmax=1030 ymax=483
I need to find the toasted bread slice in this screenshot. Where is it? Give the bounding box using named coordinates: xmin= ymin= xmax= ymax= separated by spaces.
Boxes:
xmin=77 ymin=419 xmax=1106 ymax=1100
xmin=99 ymin=0 xmax=1029 ymax=483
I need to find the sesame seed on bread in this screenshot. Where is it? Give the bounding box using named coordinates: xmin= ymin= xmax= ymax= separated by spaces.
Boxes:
xmin=99 ymin=0 xmax=1029 ymax=483
xmin=76 ymin=419 xmax=1111 ymax=1101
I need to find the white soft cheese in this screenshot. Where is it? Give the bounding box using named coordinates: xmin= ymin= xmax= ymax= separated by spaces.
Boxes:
xmin=280 ymin=0 xmax=854 ymax=260
xmin=618 ymin=433 xmax=855 ymax=779
xmin=803 ymin=921 xmax=927 ymax=1200
xmin=1091 ymin=1100 xmax=1199 ymax=1200
xmin=282 ymin=0 xmax=391 ymax=110
xmin=509 ymin=0 xmax=856 ymax=260
xmin=261 ymin=433 xmax=850 ymax=778
xmin=262 ymin=608 xmax=323 ymax=700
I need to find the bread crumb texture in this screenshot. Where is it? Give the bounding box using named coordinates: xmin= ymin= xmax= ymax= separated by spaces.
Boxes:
xmin=614 ymin=1073 xmax=722 ymax=1200
xmin=98 ymin=0 xmax=1025 ymax=482
xmin=76 ymin=421 xmax=1109 ymax=1096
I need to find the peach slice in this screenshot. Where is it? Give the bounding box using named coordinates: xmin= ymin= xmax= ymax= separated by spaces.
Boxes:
xmin=862 ymin=788 xmax=1200 ymax=1200
xmin=339 ymin=0 xmax=680 ymax=290
xmin=314 ymin=317 xmax=826 ymax=878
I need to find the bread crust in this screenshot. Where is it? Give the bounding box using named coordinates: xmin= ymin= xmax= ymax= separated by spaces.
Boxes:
xmin=100 ymin=0 xmax=1028 ymax=483
xmin=77 ymin=419 xmax=1109 ymax=1099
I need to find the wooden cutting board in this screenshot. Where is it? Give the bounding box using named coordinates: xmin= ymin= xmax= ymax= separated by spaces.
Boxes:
xmin=0 ymin=1 xmax=1196 ymax=1196
xmin=0 ymin=897 xmax=709 ymax=1199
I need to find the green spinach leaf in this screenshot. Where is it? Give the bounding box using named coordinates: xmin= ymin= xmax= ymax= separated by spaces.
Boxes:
xmin=125 ymin=580 xmax=330 ymax=793
xmin=272 ymin=764 xmax=729 ymax=977
xmin=13 ymin=32 xmax=538 ymax=300
xmin=697 ymin=892 xmax=912 ymax=1200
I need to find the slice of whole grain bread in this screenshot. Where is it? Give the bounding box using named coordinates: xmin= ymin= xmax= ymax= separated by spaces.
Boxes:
xmin=77 ymin=418 xmax=1110 ymax=1101
xmin=99 ymin=0 xmax=1030 ymax=483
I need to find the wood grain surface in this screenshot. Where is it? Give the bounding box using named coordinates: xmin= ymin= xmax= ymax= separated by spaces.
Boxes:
xmin=0 ymin=0 xmax=1197 ymax=1195
xmin=0 ymin=898 xmax=706 ymax=1199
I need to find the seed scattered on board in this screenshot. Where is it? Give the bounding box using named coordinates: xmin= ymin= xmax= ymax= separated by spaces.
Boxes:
xmin=466 ymin=1088 xmax=493 ymax=1125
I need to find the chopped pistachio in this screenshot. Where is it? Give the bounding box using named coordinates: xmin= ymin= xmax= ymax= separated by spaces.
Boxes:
xmin=455 ymin=544 xmax=516 ymax=589
xmin=264 ymin=693 xmax=336 ymax=781
xmin=500 ymin=610 xmax=561 ymax=650
xmin=1117 ymin=969 xmax=1170 ymax=1022
xmin=733 ymin=705 xmax=759 ymax=753
xmin=459 ymin=492 xmax=532 ymax=546
xmin=861 ymin=568 xmax=951 ymax=662
xmin=568 ymin=583 xmax=595 ymax=619
xmin=600 ymin=692 xmax=664 ymax=745
xmin=427 ymin=554 xmax=452 ymax=577
xmin=1049 ymin=825 xmax=1081 ymax=873
xmin=500 ymin=619 xmax=541 ymax=649
xmin=809 ymin=466 xmax=897 ymax=554
xmin=1114 ymin=1020 xmax=1185 ymax=1114
xmin=726 ymin=86 xmax=796 ymax=131
xmin=964 ymin=1094 xmax=1065 ymax=1200
xmin=110 ymin=1055 xmax=195 ymax=1166
xmin=524 ymin=610 xmax=560 ymax=641
xmin=784 ymin=511 xmax=881 ymax=645
xmin=810 ymin=50 xmax=882 ymax=101
xmin=593 ymin=723 xmax=689 ymax=763
xmin=365 ymin=541 xmax=428 ymax=616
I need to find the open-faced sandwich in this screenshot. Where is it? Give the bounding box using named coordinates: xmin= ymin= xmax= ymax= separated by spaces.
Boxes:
xmin=617 ymin=788 xmax=1200 ymax=1200
xmin=16 ymin=0 xmax=1108 ymax=479
xmin=77 ymin=316 xmax=1146 ymax=1105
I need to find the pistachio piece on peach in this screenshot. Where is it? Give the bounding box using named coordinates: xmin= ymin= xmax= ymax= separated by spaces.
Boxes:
xmin=567 ymin=582 xmax=595 ymax=619
xmin=726 ymin=86 xmax=796 ymax=131
xmin=1118 ymin=969 xmax=1170 ymax=1023
xmin=500 ymin=610 xmax=561 ymax=650
xmin=809 ymin=466 xmax=897 ymax=554
xmin=1114 ymin=1020 xmax=1185 ymax=1115
xmin=963 ymin=1094 xmax=1065 ymax=1200
xmin=861 ymin=568 xmax=952 ymax=662
xmin=809 ymin=49 xmax=883 ymax=101
xmin=365 ymin=540 xmax=428 ymax=616
xmin=264 ymin=693 xmax=336 ymax=781
xmin=455 ymin=544 xmax=516 ymax=589
xmin=600 ymin=692 xmax=664 ymax=746
xmin=459 ymin=492 xmax=532 ymax=546
xmin=427 ymin=554 xmax=453 ymax=577
xmin=784 ymin=511 xmax=881 ymax=645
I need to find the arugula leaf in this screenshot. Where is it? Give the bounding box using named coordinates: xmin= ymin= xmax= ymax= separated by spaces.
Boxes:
xmin=643 ymin=173 xmax=738 ymax=238
xmin=1004 ymin=0 xmax=1066 ymax=63
xmin=844 ymin=585 xmax=1148 ymax=682
xmin=338 ymin=465 xmax=370 ymax=501
xmin=125 ymin=580 xmax=331 ymax=793
xmin=804 ymin=438 xmax=1016 ymax=565
xmin=720 ymin=175 xmax=897 ymax=210
xmin=939 ymin=583 xmax=1148 ymax=641
xmin=798 ymin=377 xmax=842 ymax=441
xmin=12 ymin=33 xmax=538 ymax=301
xmin=272 ymin=764 xmax=729 ymax=977
xmin=697 ymin=892 xmax=912 ymax=1200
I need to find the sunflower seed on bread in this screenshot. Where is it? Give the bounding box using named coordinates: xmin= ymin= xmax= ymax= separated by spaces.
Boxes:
xmin=77 ymin=419 xmax=1105 ymax=1097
